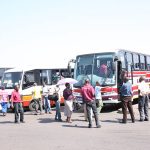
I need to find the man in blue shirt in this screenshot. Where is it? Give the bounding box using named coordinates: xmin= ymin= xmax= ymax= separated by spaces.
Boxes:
xmin=120 ymin=77 xmax=135 ymax=123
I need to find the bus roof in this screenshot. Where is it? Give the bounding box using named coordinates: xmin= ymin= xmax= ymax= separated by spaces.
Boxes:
xmin=76 ymin=51 xmax=117 ymax=57
xmin=76 ymin=49 xmax=150 ymax=57
xmin=4 ymin=66 xmax=70 ymax=73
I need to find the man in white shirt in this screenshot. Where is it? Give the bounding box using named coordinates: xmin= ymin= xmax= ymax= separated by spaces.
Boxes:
xmin=42 ymin=82 xmax=51 ymax=114
xmin=138 ymin=76 xmax=149 ymax=121
xmin=95 ymin=81 xmax=103 ymax=115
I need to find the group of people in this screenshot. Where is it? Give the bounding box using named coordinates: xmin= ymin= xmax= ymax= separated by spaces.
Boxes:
xmin=0 ymin=84 xmax=25 ymax=123
xmin=31 ymin=82 xmax=62 ymax=122
xmin=0 ymin=83 xmax=60 ymax=123
xmin=120 ymin=76 xmax=149 ymax=123
xmin=0 ymin=75 xmax=149 ymax=127
xmin=0 ymin=80 xmax=103 ymax=127
xmin=62 ymin=80 xmax=103 ymax=127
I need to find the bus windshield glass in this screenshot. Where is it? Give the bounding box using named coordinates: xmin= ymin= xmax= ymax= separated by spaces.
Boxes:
xmin=74 ymin=53 xmax=116 ymax=87
xmin=2 ymin=72 xmax=22 ymax=89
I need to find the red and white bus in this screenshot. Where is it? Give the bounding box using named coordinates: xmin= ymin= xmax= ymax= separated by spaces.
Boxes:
xmin=72 ymin=49 xmax=150 ymax=105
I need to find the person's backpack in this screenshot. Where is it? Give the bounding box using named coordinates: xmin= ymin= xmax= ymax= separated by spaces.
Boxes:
xmin=48 ymin=93 xmax=59 ymax=101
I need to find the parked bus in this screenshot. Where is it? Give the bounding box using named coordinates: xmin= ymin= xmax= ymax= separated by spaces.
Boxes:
xmin=1 ymin=67 xmax=73 ymax=110
xmin=72 ymin=49 xmax=150 ymax=105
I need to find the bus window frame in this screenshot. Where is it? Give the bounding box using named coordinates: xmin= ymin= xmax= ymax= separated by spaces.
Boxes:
xmin=146 ymin=56 xmax=150 ymax=71
xmin=125 ymin=52 xmax=133 ymax=72
xmin=118 ymin=51 xmax=126 ymax=69
xmin=133 ymin=53 xmax=140 ymax=70
xmin=139 ymin=54 xmax=146 ymax=70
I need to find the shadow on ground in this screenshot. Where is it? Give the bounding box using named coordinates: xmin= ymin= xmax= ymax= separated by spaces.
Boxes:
xmin=0 ymin=121 xmax=14 ymax=124
xmin=37 ymin=118 xmax=65 ymax=123
xmin=62 ymin=124 xmax=88 ymax=128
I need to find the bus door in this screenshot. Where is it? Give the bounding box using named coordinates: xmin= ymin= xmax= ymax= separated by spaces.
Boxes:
xmin=22 ymin=70 xmax=35 ymax=89
xmin=116 ymin=60 xmax=122 ymax=88
xmin=22 ymin=69 xmax=52 ymax=90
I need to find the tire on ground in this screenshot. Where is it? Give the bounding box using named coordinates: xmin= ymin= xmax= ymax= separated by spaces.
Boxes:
xmin=29 ymin=101 xmax=39 ymax=111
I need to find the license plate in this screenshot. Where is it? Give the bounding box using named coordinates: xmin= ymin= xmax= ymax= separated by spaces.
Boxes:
xmin=76 ymin=97 xmax=83 ymax=102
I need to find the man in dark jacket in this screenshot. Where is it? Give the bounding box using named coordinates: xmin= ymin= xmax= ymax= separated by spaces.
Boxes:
xmin=120 ymin=77 xmax=135 ymax=123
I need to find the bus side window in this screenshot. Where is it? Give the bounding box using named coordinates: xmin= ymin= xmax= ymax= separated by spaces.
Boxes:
xmin=133 ymin=53 xmax=140 ymax=70
xmin=135 ymin=63 xmax=140 ymax=69
xmin=125 ymin=52 xmax=133 ymax=71
xmin=22 ymin=71 xmax=35 ymax=89
xmin=119 ymin=51 xmax=126 ymax=69
xmin=147 ymin=56 xmax=150 ymax=70
xmin=23 ymin=74 xmax=30 ymax=89
xmin=139 ymin=55 xmax=146 ymax=70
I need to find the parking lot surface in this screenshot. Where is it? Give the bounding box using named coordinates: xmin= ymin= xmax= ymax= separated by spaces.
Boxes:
xmin=0 ymin=104 xmax=150 ymax=150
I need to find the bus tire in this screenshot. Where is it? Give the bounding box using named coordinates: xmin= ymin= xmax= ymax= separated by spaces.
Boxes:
xmin=29 ymin=101 xmax=39 ymax=111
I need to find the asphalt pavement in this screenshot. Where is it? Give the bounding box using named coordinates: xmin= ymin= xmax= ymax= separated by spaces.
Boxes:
xmin=0 ymin=104 xmax=150 ymax=150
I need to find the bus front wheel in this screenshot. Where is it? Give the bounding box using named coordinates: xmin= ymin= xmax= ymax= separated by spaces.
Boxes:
xmin=29 ymin=100 xmax=39 ymax=111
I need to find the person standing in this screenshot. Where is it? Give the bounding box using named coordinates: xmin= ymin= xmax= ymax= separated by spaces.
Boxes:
xmin=54 ymin=85 xmax=62 ymax=121
xmin=81 ymin=79 xmax=101 ymax=128
xmin=83 ymin=102 xmax=93 ymax=121
xmin=138 ymin=76 xmax=149 ymax=121
xmin=120 ymin=70 xmax=127 ymax=86
xmin=120 ymin=77 xmax=135 ymax=123
xmin=32 ymin=82 xmax=43 ymax=115
xmin=42 ymin=82 xmax=51 ymax=114
xmin=83 ymin=81 xmax=93 ymax=121
xmin=63 ymin=83 xmax=74 ymax=123
xmin=95 ymin=81 xmax=103 ymax=115
xmin=0 ymin=86 xmax=9 ymax=116
xmin=11 ymin=85 xmax=25 ymax=123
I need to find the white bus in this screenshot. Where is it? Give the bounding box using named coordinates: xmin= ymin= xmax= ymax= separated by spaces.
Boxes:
xmin=1 ymin=67 xmax=73 ymax=109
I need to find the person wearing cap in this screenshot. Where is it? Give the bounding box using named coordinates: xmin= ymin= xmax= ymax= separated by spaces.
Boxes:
xmin=138 ymin=76 xmax=149 ymax=121
xmin=81 ymin=79 xmax=101 ymax=128
xmin=120 ymin=77 xmax=135 ymax=123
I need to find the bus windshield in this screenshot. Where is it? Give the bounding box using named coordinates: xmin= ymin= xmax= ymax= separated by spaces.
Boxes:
xmin=1 ymin=72 xmax=22 ymax=89
xmin=74 ymin=53 xmax=116 ymax=87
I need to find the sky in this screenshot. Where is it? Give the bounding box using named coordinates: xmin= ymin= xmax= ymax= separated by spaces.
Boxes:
xmin=0 ymin=0 xmax=150 ymax=68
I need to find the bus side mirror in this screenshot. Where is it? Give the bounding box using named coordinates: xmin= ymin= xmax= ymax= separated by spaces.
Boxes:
xmin=113 ymin=56 xmax=118 ymax=73
xmin=67 ymin=59 xmax=76 ymax=77
xmin=114 ymin=56 xmax=118 ymax=62
xmin=67 ymin=65 xmax=72 ymax=77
